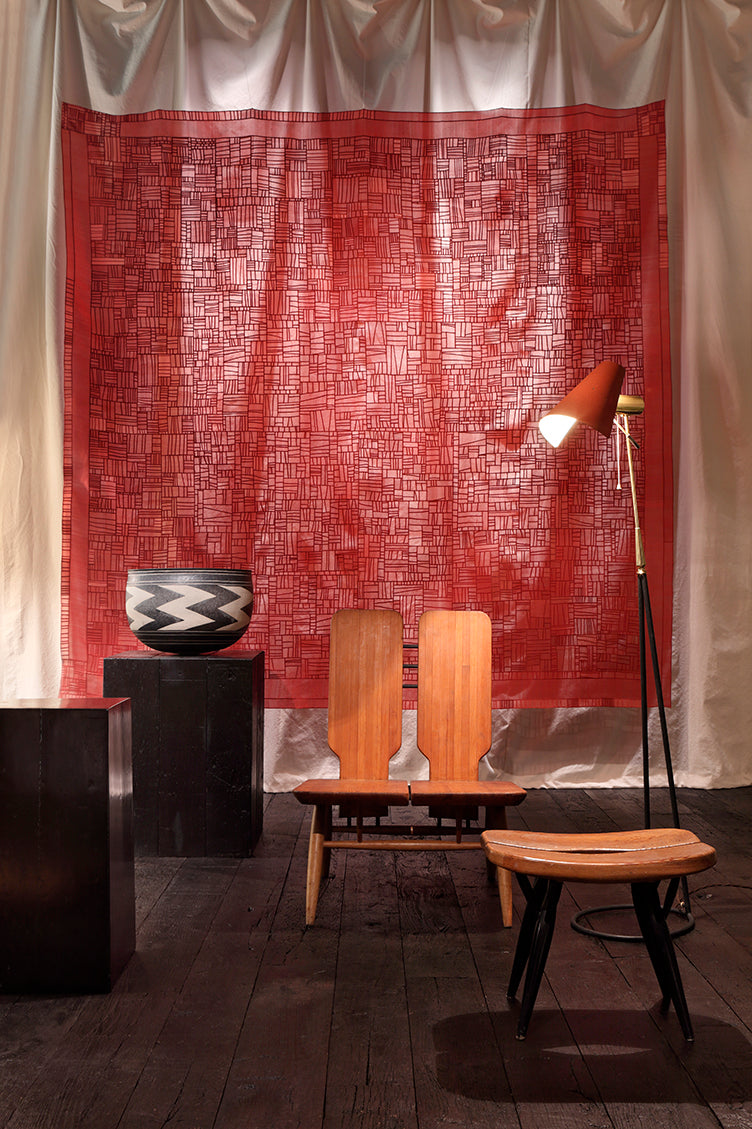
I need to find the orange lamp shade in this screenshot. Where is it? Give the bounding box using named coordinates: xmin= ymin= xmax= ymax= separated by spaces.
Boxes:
xmin=539 ymin=361 xmax=626 ymax=447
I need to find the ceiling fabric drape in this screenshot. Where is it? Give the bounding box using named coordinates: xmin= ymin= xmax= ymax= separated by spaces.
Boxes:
xmin=2 ymin=0 xmax=752 ymax=790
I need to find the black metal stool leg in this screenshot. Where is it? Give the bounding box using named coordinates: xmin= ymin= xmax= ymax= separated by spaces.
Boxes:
xmin=507 ymin=875 xmax=546 ymax=1000
xmin=515 ymin=879 xmax=562 ymax=1040
xmin=631 ymin=882 xmax=674 ymax=1009
xmin=631 ymin=882 xmax=695 ymax=1040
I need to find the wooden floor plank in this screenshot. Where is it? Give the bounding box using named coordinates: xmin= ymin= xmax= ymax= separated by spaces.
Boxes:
xmin=135 ymin=857 xmax=185 ymax=930
xmin=213 ymin=797 xmax=341 ymax=1129
xmin=323 ymin=850 xmax=416 ymax=1129
xmin=394 ymin=850 xmax=521 ymax=1129
xmin=612 ymin=927 xmax=752 ymax=1129
xmin=1 ymin=858 xmax=241 ymax=1129
xmin=116 ymin=871 xmax=278 ymax=1129
xmin=446 ymin=820 xmax=615 ymax=1129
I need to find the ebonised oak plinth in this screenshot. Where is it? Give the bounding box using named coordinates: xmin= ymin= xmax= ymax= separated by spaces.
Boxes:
xmin=0 ymin=698 xmax=135 ymax=994
xmin=103 ymin=651 xmax=264 ymax=857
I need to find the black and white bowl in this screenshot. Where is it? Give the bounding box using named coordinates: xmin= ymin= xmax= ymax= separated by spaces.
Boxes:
xmin=125 ymin=568 xmax=253 ymax=655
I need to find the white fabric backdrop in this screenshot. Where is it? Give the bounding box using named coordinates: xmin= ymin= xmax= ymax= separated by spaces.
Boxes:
xmin=2 ymin=0 xmax=751 ymax=791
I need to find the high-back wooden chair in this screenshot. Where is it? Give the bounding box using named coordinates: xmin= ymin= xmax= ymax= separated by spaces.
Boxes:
xmin=293 ymin=608 xmax=409 ymax=923
xmin=411 ymin=609 xmax=526 ymax=925
xmin=294 ymin=607 xmax=526 ymax=926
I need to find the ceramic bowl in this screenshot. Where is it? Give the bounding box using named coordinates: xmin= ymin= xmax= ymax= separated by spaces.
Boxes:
xmin=125 ymin=568 xmax=253 ymax=655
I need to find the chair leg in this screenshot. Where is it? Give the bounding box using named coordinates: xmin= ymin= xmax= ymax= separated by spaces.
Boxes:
xmin=321 ymin=804 xmax=333 ymax=879
xmin=305 ymin=803 xmax=330 ymax=926
xmin=496 ymin=865 xmax=514 ymax=928
xmin=631 ymin=881 xmax=695 ymax=1040
xmin=511 ymin=877 xmax=562 ymax=1040
xmin=485 ymin=805 xmax=507 ymax=869
xmin=485 ymin=807 xmax=513 ymax=926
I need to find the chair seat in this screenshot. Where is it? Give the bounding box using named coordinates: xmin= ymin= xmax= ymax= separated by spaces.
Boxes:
xmin=481 ymin=827 xmax=716 ymax=884
xmin=293 ymin=778 xmax=410 ymax=807
xmin=410 ymin=779 xmax=527 ymax=807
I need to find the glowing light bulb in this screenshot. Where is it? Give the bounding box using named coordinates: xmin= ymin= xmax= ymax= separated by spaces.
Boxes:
xmin=538 ymin=413 xmax=577 ymax=447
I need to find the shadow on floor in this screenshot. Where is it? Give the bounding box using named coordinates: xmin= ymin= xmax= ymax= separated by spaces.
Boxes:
xmin=433 ymin=1008 xmax=752 ymax=1105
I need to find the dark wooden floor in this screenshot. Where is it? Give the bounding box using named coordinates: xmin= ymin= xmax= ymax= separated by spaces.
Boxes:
xmin=2 ymin=786 xmax=752 ymax=1128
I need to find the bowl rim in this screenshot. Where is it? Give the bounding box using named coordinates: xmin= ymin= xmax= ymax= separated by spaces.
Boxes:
xmin=127 ymin=567 xmax=252 ymax=579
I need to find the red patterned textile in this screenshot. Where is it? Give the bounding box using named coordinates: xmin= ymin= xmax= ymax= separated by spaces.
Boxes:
xmin=61 ymin=103 xmax=671 ymax=708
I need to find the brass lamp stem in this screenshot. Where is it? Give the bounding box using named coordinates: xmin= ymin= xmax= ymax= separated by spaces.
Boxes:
xmin=622 ymin=413 xmax=645 ymax=571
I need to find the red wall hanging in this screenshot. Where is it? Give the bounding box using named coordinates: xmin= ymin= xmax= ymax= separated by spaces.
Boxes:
xmin=61 ymin=102 xmax=671 ymax=708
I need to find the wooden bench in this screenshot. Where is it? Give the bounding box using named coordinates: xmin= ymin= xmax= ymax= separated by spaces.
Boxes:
xmin=481 ymin=827 xmax=716 ymax=1041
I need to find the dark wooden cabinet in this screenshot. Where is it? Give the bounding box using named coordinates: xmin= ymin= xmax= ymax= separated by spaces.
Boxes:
xmin=103 ymin=651 xmax=264 ymax=857
xmin=0 ymin=698 xmax=135 ymax=993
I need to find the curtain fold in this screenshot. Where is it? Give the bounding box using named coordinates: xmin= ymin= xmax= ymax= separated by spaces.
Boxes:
xmin=2 ymin=0 xmax=752 ymax=789
xmin=0 ymin=2 xmax=62 ymax=698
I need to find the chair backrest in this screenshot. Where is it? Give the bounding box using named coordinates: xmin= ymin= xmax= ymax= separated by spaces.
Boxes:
xmin=417 ymin=609 xmax=492 ymax=780
xmin=327 ymin=608 xmax=404 ymax=778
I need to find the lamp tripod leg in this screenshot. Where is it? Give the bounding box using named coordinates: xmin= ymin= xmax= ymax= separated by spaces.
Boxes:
xmin=638 ymin=569 xmax=691 ymax=919
xmin=639 ymin=572 xmax=650 ymax=828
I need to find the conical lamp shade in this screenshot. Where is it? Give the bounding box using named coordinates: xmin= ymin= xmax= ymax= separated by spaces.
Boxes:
xmin=539 ymin=361 xmax=626 ymax=446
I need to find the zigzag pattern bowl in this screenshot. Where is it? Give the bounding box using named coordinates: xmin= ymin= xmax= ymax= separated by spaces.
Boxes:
xmin=126 ymin=568 xmax=253 ymax=655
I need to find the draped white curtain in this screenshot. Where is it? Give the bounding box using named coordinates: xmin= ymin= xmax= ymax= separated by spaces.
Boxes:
xmin=2 ymin=0 xmax=751 ymax=791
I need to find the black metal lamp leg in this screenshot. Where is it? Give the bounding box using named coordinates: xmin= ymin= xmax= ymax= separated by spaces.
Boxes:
xmin=640 ymin=572 xmax=681 ymax=826
xmin=639 ymin=571 xmax=692 ymax=919
xmin=639 ymin=570 xmax=651 ymax=828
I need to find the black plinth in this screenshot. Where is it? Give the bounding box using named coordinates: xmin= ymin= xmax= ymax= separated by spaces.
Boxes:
xmin=0 ymin=698 xmax=135 ymax=994
xmin=103 ymin=651 xmax=264 ymax=857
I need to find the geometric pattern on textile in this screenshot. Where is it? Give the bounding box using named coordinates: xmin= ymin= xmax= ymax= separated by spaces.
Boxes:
xmin=61 ymin=102 xmax=671 ymax=707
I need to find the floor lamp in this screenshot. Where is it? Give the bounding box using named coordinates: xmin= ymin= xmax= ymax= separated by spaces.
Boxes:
xmin=538 ymin=361 xmax=693 ymax=941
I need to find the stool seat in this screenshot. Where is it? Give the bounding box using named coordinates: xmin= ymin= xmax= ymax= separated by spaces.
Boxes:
xmin=481 ymin=827 xmax=715 ymax=884
xmin=481 ymin=826 xmax=716 ymax=1042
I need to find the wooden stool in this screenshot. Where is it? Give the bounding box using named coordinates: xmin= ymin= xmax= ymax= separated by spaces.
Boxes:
xmin=481 ymin=828 xmax=716 ymax=1041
